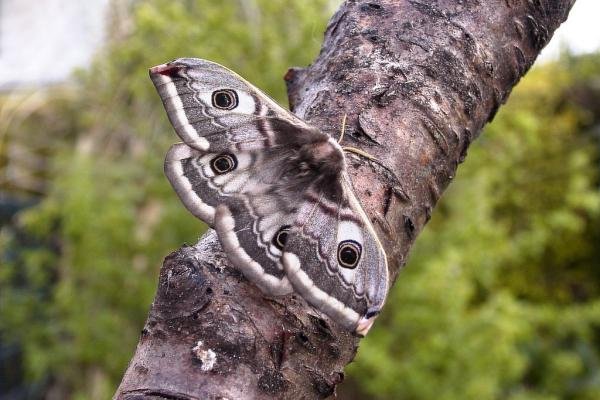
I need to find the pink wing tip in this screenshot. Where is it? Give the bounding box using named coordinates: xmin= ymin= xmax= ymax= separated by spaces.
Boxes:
xmin=355 ymin=312 xmax=379 ymax=337
xmin=149 ymin=63 xmax=181 ymax=76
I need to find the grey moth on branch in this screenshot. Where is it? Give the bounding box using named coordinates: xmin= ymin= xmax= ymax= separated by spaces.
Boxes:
xmin=149 ymin=58 xmax=389 ymax=335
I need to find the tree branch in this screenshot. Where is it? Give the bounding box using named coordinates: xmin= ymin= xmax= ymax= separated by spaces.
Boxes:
xmin=115 ymin=0 xmax=575 ymax=398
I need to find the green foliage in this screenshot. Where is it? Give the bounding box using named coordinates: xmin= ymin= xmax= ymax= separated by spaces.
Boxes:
xmin=0 ymin=1 xmax=332 ymax=398
xmin=1 ymin=2 xmax=599 ymax=399
xmin=346 ymin=56 xmax=600 ymax=399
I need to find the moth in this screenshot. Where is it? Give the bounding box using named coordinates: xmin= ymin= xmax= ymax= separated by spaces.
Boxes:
xmin=150 ymin=58 xmax=389 ymax=336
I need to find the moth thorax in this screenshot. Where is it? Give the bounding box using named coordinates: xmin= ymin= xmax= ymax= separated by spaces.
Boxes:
xmin=303 ymin=140 xmax=344 ymax=173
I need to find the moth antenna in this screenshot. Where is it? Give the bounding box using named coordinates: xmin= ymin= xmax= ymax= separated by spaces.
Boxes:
xmin=336 ymin=114 xmax=377 ymax=161
xmin=342 ymin=146 xmax=377 ymax=162
xmin=343 ymin=146 xmax=403 ymax=188
xmin=338 ymin=116 xmax=390 ymax=178
xmin=337 ymin=114 xmax=348 ymax=144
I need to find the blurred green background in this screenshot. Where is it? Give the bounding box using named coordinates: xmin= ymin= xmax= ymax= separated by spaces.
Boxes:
xmin=1 ymin=1 xmax=599 ymax=399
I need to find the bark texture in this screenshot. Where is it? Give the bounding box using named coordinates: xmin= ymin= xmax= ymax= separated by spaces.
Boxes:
xmin=115 ymin=1 xmax=575 ymax=398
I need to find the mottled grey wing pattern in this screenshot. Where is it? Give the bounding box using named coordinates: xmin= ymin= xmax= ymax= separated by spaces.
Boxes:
xmin=282 ymin=177 xmax=389 ymax=334
xmin=150 ymin=58 xmax=389 ymax=335
xmin=150 ymin=58 xmax=321 ymax=154
xmin=164 ymin=143 xmax=304 ymax=295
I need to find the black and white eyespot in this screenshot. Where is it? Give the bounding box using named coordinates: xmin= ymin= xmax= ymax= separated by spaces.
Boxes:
xmin=210 ymin=153 xmax=237 ymax=175
xmin=337 ymin=240 xmax=362 ymax=269
xmin=272 ymin=225 xmax=291 ymax=251
xmin=211 ymin=89 xmax=239 ymax=110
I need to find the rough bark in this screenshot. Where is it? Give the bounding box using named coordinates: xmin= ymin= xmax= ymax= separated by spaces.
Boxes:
xmin=115 ymin=0 xmax=575 ymax=398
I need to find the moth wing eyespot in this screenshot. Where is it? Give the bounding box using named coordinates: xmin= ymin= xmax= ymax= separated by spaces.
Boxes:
xmin=272 ymin=225 xmax=292 ymax=250
xmin=211 ymin=89 xmax=239 ymax=110
xmin=337 ymin=240 xmax=362 ymax=269
xmin=210 ymin=153 xmax=238 ymax=175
